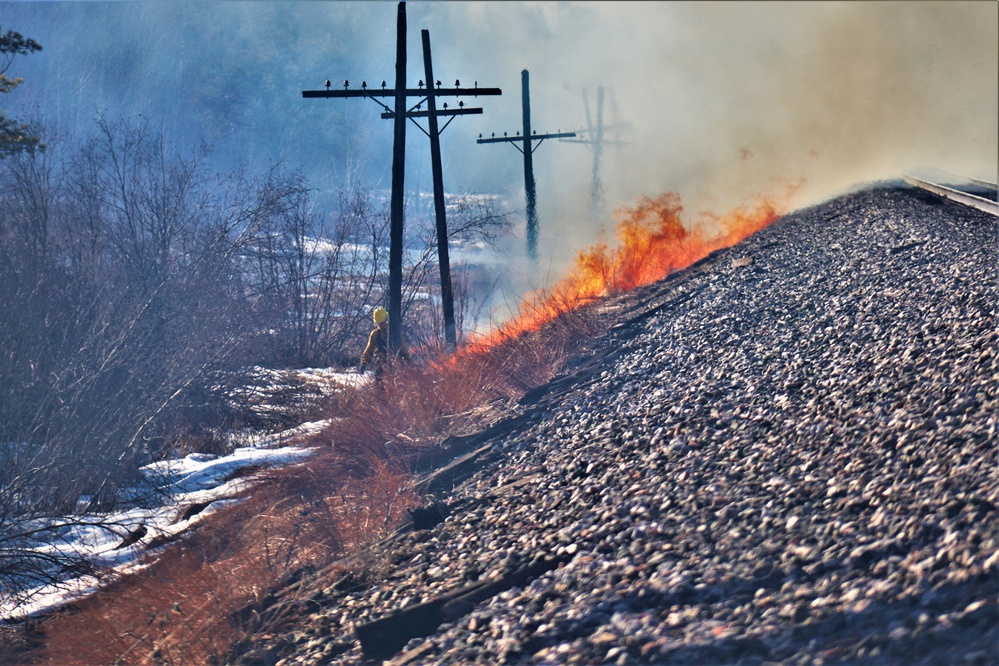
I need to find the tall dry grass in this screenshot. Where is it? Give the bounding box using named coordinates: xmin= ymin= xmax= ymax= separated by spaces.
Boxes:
xmin=24 ymin=297 xmax=606 ymax=665
xmin=328 ymin=296 xmax=603 ymax=451
xmin=36 ymin=451 xmax=415 ymax=666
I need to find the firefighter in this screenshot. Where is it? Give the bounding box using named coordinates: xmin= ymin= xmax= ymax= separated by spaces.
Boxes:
xmin=359 ymin=307 xmax=409 ymax=381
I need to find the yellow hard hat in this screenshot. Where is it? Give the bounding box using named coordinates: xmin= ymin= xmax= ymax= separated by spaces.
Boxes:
xmin=373 ymin=307 xmax=389 ymax=324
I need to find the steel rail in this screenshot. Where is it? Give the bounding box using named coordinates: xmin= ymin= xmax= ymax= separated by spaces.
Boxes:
xmin=964 ymin=176 xmax=999 ymax=190
xmin=923 ymin=169 xmax=997 ymax=192
xmin=903 ymin=174 xmax=998 ymax=217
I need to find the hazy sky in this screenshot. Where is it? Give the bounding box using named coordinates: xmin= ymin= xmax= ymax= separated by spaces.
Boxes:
xmin=4 ymin=1 xmax=997 ymax=269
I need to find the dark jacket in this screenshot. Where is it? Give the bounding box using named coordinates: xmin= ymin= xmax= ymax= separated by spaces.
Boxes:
xmin=360 ymin=325 xmax=409 ymax=375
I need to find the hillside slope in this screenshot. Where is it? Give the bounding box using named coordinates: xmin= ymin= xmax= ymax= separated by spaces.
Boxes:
xmin=250 ymin=184 xmax=997 ymax=665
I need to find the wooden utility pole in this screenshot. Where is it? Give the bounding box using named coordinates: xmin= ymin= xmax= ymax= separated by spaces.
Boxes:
xmin=302 ymin=1 xmax=500 ymax=352
xmin=478 ymin=70 xmax=575 ymax=265
xmin=388 ymin=1 xmax=407 ymax=353
xmin=422 ymin=29 xmax=454 ymax=347
xmin=560 ymin=86 xmax=630 ymax=217
xmin=586 ymin=87 xmax=605 ymax=211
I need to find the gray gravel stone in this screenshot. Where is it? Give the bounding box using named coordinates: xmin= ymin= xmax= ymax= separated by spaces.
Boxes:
xmin=265 ymin=185 xmax=997 ymax=666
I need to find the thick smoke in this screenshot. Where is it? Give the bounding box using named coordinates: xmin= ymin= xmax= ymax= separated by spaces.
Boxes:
xmin=414 ymin=1 xmax=998 ymax=280
xmin=4 ymin=1 xmax=996 ymax=283
xmin=457 ymin=3 xmax=994 ymax=240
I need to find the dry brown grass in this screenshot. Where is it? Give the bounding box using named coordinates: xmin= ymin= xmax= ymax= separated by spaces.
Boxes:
xmin=327 ymin=296 xmax=605 ymax=455
xmin=34 ymin=449 xmax=416 ymax=666
xmin=21 ymin=292 xmax=607 ymax=665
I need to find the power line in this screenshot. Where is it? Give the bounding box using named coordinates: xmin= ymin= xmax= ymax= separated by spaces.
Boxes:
xmin=302 ymin=2 xmax=501 ymax=350
xmin=477 ymin=70 xmax=576 ymax=266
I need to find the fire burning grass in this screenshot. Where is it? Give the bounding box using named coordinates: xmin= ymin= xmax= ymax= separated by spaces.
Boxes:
xmin=466 ymin=185 xmax=801 ymax=351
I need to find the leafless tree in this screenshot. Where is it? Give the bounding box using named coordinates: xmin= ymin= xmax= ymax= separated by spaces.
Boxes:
xmin=238 ymin=181 xmax=392 ymax=367
xmin=403 ymin=191 xmax=511 ymax=351
xmin=0 ymin=111 xmax=513 ymax=607
xmin=0 ymin=117 xmax=313 ymax=603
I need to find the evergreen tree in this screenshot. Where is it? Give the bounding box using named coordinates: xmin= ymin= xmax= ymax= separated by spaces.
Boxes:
xmin=0 ymin=26 xmax=43 ymax=158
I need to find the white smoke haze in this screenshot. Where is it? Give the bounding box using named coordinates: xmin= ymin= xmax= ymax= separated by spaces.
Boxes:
xmin=4 ymin=0 xmax=996 ymax=286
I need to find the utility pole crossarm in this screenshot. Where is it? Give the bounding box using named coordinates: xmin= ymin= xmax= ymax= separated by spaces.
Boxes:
xmin=558 ymin=137 xmax=627 ymax=145
xmin=383 ymin=107 xmax=483 ymax=119
xmin=476 ymin=131 xmax=576 ymax=144
xmin=302 ymin=87 xmax=501 ymax=98
xmin=569 ymin=122 xmax=632 ymax=135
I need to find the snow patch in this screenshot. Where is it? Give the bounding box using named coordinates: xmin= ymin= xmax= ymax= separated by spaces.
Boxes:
xmin=1 ymin=424 xmax=320 ymax=621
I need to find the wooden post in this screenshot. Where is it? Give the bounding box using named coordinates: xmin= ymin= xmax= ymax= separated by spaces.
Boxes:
xmin=388 ymin=1 xmax=407 ymax=353
xmin=591 ymin=86 xmax=605 ymax=212
xmin=477 ymin=71 xmax=575 ymax=266
xmin=522 ymin=70 xmax=538 ymax=265
xmin=564 ymin=86 xmax=630 ymax=218
xmin=422 ymin=29 xmax=457 ymax=348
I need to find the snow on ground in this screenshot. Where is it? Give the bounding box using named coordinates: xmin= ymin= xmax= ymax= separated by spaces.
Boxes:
xmin=220 ymin=366 xmax=370 ymax=437
xmin=1 ymin=438 xmax=316 ymax=621
xmin=0 ymin=368 xmax=360 ymax=622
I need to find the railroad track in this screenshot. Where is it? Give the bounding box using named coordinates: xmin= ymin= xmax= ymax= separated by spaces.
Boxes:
xmin=903 ymin=173 xmax=998 ymax=216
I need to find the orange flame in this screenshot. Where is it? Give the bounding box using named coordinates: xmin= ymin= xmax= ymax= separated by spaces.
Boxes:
xmin=461 ymin=183 xmax=801 ymax=354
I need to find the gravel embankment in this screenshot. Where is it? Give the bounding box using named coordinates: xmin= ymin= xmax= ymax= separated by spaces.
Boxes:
xmin=261 ymin=184 xmax=997 ymax=665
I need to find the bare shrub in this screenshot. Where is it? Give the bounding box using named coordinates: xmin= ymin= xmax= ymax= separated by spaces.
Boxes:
xmin=0 ymin=116 xmax=313 ymax=603
xmin=242 ymin=182 xmax=392 ymax=368
xmin=402 ymin=191 xmax=511 ymax=352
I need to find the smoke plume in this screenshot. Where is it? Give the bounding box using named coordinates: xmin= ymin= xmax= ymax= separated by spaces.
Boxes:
xmin=4 ymin=1 xmax=996 ymax=284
